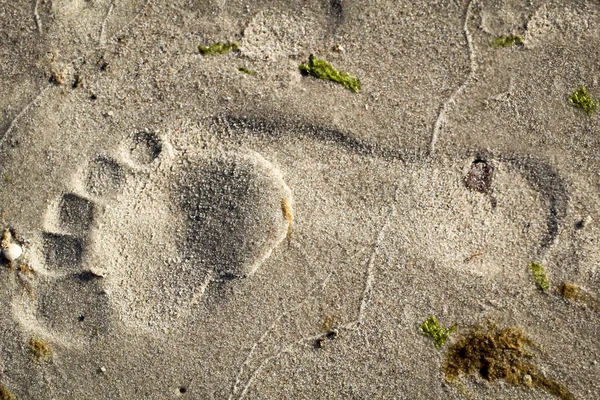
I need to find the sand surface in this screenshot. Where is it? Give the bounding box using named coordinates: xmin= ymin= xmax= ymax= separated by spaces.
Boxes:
xmin=1 ymin=0 xmax=599 ymax=399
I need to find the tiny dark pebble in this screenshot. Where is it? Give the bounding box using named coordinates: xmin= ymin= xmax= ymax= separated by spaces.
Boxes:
xmin=465 ymin=159 xmax=494 ymax=194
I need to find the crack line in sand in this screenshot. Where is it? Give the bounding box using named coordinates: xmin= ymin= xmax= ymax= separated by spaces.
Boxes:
xmin=236 ymin=332 xmax=324 ymax=400
xmin=0 ymin=84 xmax=53 ymax=149
xmin=99 ymin=1 xmax=116 ymax=47
xmin=190 ymin=269 xmax=216 ymax=306
xmin=354 ymin=205 xmax=395 ymax=328
xmin=229 ymin=267 xmax=330 ymax=400
xmin=429 ymin=0 xmax=477 ymax=155
xmin=34 ymin=0 xmax=43 ymax=34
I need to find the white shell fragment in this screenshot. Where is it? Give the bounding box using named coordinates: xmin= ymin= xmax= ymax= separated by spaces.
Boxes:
xmin=2 ymin=243 xmax=22 ymax=261
xmin=1 ymin=229 xmax=23 ymax=261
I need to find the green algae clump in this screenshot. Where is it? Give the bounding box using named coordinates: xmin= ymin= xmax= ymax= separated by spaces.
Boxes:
xmin=29 ymin=337 xmax=52 ymax=362
xmin=199 ymin=42 xmax=239 ymax=56
xmin=299 ymin=54 xmax=361 ymax=93
xmin=530 ymin=262 xmax=549 ymax=291
xmin=569 ymin=87 xmax=598 ymax=115
xmin=559 ymin=282 xmax=600 ymax=311
xmin=559 ymin=282 xmax=581 ymax=300
xmin=489 ymin=35 xmax=523 ymax=48
xmin=444 ymin=326 xmax=574 ymax=400
xmin=238 ymin=67 xmax=257 ymax=75
xmin=419 ymin=315 xmax=456 ymax=349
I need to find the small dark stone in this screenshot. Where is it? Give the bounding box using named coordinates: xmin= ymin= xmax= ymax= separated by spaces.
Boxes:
xmin=314 ymin=329 xmax=339 ymax=349
xmin=325 ymin=329 xmax=339 ymax=339
xmin=465 ymin=159 xmax=494 ymax=194
xmin=314 ymin=338 xmax=325 ymax=349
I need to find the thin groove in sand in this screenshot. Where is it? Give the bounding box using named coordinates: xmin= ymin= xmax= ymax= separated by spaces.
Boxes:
xmin=237 ymin=333 xmax=324 ymax=400
xmin=356 ymin=205 xmax=395 ymax=327
xmin=34 ymin=0 xmax=43 ymax=34
xmin=0 ymin=84 xmax=52 ymax=149
xmin=99 ymin=1 xmax=116 ymax=47
xmin=429 ymin=0 xmax=477 ymax=155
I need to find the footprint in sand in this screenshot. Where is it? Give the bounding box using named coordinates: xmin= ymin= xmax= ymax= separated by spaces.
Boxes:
xmin=15 ymin=131 xmax=293 ymax=340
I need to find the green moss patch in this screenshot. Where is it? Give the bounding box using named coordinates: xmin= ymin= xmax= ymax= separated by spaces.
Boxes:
xmin=569 ymin=87 xmax=598 ymax=115
xmin=0 ymin=385 xmax=16 ymax=400
xmin=299 ymin=55 xmax=360 ymax=93
xmin=199 ymin=42 xmax=239 ymax=56
xmin=530 ymin=262 xmax=549 ymax=291
xmin=419 ymin=315 xmax=456 ymax=349
xmin=490 ymin=35 xmax=523 ymax=48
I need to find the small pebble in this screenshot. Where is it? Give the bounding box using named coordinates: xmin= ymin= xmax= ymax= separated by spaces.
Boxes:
xmin=2 ymin=243 xmax=23 ymax=261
